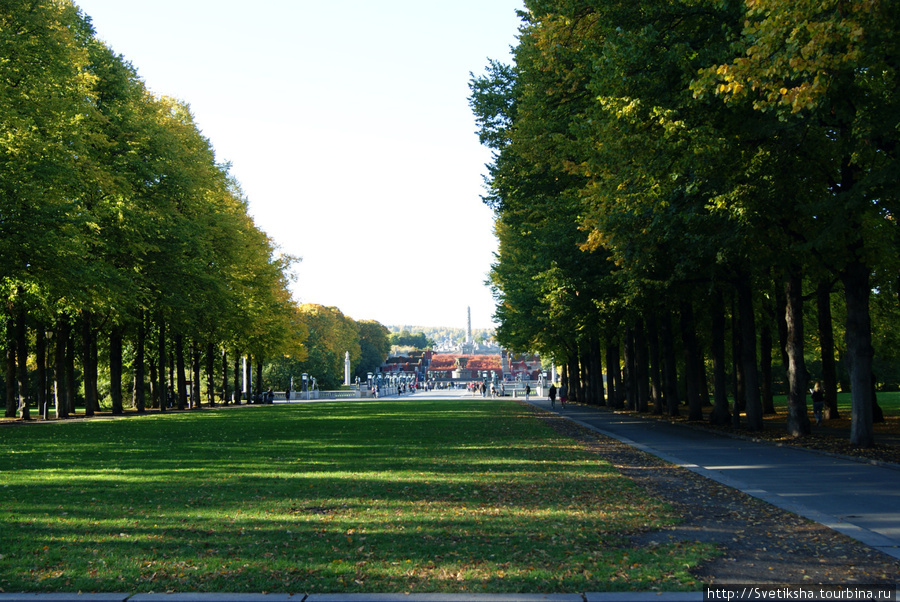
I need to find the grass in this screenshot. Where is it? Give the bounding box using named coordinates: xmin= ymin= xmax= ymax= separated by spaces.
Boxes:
xmin=768 ymin=390 xmax=900 ymax=417
xmin=0 ymin=399 xmax=715 ymax=594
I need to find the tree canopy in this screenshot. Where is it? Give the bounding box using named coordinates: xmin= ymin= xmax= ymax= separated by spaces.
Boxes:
xmin=472 ymin=0 xmax=900 ymax=446
xmin=1 ymin=1 xmax=303 ymax=416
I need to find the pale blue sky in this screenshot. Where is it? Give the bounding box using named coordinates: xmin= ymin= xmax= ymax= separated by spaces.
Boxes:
xmin=75 ymin=0 xmax=524 ymax=329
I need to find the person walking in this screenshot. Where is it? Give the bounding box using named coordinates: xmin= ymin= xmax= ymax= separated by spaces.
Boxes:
xmin=559 ymin=384 xmax=568 ymax=409
xmin=525 ymin=384 xmax=531 ymax=400
xmin=549 ymin=383 xmax=557 ymax=409
xmin=811 ymin=382 xmax=825 ymax=426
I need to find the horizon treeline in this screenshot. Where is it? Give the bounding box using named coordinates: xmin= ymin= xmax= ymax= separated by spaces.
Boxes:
xmin=471 ymin=0 xmax=900 ymax=447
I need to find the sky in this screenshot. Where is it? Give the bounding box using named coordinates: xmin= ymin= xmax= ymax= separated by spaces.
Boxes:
xmin=74 ymin=0 xmax=525 ymax=330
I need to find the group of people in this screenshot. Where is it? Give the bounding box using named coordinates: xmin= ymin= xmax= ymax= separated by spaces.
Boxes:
xmin=466 ymin=381 xmax=510 ymax=397
xmin=547 ymin=383 xmax=567 ymax=409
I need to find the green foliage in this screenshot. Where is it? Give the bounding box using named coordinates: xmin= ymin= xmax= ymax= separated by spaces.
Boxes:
xmin=389 ymin=330 xmax=432 ymax=350
xmin=472 ymin=0 xmax=900 ymax=441
xmin=388 ymin=325 xmax=496 ymax=345
xmin=290 ymin=304 xmax=362 ymax=390
xmin=0 ymin=401 xmax=713 ymax=593
xmin=0 ymin=1 xmax=299 ymax=415
xmin=355 ymin=320 xmax=391 ymax=379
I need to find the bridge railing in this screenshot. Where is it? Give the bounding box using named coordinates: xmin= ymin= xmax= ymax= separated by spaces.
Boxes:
xmin=272 ymin=387 xmax=401 ymax=401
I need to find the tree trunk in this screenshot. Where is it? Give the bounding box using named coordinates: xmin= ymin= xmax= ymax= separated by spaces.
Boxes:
xmin=604 ymin=341 xmax=617 ymax=409
xmin=222 ymin=347 xmax=229 ymax=405
xmin=731 ymin=293 xmax=744 ymax=428
xmin=244 ymin=354 xmax=252 ymax=402
xmin=646 ymin=314 xmax=663 ymax=414
xmin=54 ymin=320 xmax=69 ymax=419
xmin=37 ymin=326 xmax=47 ymax=420
xmin=158 ymin=319 xmax=167 ymax=412
xmin=578 ymin=341 xmax=591 ymax=404
xmin=175 ymin=335 xmax=187 ymax=410
xmin=91 ymin=335 xmax=99 ymax=412
xmin=81 ymin=314 xmax=95 ymax=417
xmin=737 ymin=277 xmax=763 ymax=430
xmin=760 ymin=323 xmax=775 ymax=414
xmin=590 ymin=337 xmax=603 ymax=406
xmin=206 ymin=341 xmax=215 ymax=406
xmin=169 ymin=348 xmax=175 ymax=407
xmin=255 ymin=357 xmax=263 ymax=401
xmin=785 ymin=269 xmax=811 ymax=437
xmin=623 ymin=327 xmax=635 ymax=410
xmin=110 ymin=325 xmax=124 ymax=415
xmin=710 ymin=291 xmax=731 ymax=425
xmin=16 ymin=304 xmax=30 ymax=420
xmin=65 ymin=327 xmax=76 ymax=416
xmin=191 ymin=340 xmax=201 ymax=409
xmin=608 ymin=341 xmax=624 ymax=409
xmin=680 ymin=301 xmax=703 ymax=421
xmin=134 ymin=314 xmax=146 ymax=413
xmin=775 ymin=276 xmax=790 ymax=389
xmin=568 ymin=344 xmax=581 ymax=403
xmin=816 ymin=281 xmax=840 ymax=420
xmin=698 ymin=350 xmax=711 ymax=407
xmin=633 ymin=318 xmax=649 ymax=413
xmin=842 ymin=260 xmax=874 ymax=447
xmin=5 ymin=314 xmax=16 ymax=418
xmin=660 ymin=312 xmax=680 ymax=417
xmin=148 ymin=352 xmax=158 ymax=409
xmin=233 ymin=352 xmax=242 ymax=404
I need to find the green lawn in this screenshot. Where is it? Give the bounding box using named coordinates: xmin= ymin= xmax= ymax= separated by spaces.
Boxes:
xmin=0 ymin=399 xmax=714 ymax=593
xmin=767 ymin=391 xmax=900 ymax=417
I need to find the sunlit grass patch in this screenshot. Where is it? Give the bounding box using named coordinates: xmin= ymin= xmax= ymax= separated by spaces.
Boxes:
xmin=0 ymin=399 xmax=714 ymax=593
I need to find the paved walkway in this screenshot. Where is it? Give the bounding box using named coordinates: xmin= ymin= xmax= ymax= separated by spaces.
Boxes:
xmin=521 ymin=398 xmax=900 ymax=562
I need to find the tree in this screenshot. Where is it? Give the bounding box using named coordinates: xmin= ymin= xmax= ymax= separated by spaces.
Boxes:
xmin=294 ymin=305 xmax=360 ymax=390
xmin=356 ymin=320 xmax=390 ymax=380
xmin=1 ymin=1 xmax=304 ymax=418
xmin=694 ymin=0 xmax=900 ymax=446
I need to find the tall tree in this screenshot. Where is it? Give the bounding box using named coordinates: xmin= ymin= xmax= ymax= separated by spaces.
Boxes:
xmin=694 ymin=0 xmax=900 ymax=446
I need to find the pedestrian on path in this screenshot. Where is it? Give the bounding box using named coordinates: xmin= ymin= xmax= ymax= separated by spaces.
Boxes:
xmin=549 ymin=383 xmax=557 ymax=409
xmin=811 ymin=382 xmax=825 ymax=425
xmin=525 ymin=384 xmax=531 ymax=400
xmin=559 ymin=384 xmax=568 ymax=409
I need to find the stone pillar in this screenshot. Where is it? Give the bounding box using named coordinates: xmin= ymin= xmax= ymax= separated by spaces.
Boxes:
xmin=344 ymin=351 xmax=351 ymax=386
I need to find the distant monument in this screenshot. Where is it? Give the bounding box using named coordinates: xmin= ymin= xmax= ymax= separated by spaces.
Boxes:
xmin=462 ymin=307 xmax=476 ymax=355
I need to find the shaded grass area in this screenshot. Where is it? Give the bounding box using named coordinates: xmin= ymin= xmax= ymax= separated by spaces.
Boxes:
xmin=0 ymin=400 xmax=714 ymax=593
xmin=774 ymin=390 xmax=900 ymax=417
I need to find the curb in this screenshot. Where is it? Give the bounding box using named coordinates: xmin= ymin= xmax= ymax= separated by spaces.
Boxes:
xmin=0 ymin=593 xmax=704 ymax=602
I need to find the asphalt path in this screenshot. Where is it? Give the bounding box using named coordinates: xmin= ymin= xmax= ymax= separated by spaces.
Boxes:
xmin=519 ymin=395 xmax=900 ymax=561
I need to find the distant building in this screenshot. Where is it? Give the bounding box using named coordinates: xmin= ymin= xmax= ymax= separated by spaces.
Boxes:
xmin=426 ymin=354 xmax=502 ymax=381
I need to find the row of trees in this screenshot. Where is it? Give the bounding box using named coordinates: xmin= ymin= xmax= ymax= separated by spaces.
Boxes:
xmin=389 ymin=330 xmax=434 ymax=350
xmin=1 ymin=1 xmax=303 ymax=417
xmin=388 ymin=326 xmax=497 ymax=348
xmin=263 ymin=304 xmax=392 ymax=391
xmin=471 ymin=0 xmax=899 ymax=446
